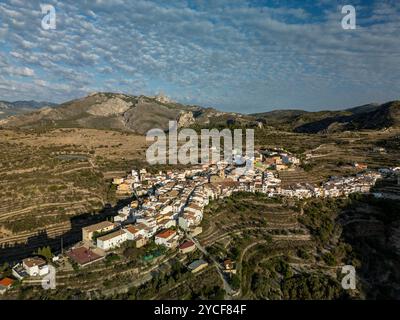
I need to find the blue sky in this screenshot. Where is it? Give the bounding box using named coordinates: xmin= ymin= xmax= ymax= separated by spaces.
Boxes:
xmin=0 ymin=0 xmax=399 ymax=113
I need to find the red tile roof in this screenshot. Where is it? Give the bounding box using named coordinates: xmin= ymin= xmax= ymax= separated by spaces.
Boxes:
xmin=23 ymin=257 xmax=46 ymax=268
xmin=66 ymin=246 xmax=102 ymax=266
xmin=179 ymin=240 xmax=195 ymax=250
xmin=155 ymin=229 xmax=176 ymax=239
xmin=125 ymin=225 xmax=139 ymax=234
xmin=0 ymin=277 xmax=14 ymax=287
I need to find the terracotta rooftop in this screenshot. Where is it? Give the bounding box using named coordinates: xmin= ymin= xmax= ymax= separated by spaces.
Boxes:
xmin=179 ymin=240 xmax=195 ymax=250
xmin=0 ymin=277 xmax=14 ymax=287
xmin=23 ymin=257 xmax=46 ymax=268
xmin=124 ymin=225 xmax=139 ymax=234
xmin=66 ymin=247 xmax=103 ymax=266
xmin=155 ymin=229 xmax=176 ymax=239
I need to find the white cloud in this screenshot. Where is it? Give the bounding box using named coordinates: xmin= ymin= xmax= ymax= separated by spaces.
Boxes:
xmin=0 ymin=0 xmax=398 ymax=110
xmin=3 ymin=66 xmax=35 ymax=77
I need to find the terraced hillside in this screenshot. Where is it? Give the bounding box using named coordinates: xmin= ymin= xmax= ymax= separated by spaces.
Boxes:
xmin=253 ymin=128 xmax=400 ymax=190
xmin=197 ymin=193 xmax=357 ymax=299
xmin=0 ymin=128 xmax=149 ymax=263
xmin=278 ymin=170 xmax=325 ymax=187
xmin=197 ymin=193 xmax=400 ymax=299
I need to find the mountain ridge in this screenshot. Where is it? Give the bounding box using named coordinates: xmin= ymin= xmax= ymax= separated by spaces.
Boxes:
xmin=294 ymin=101 xmax=400 ymax=133
xmin=0 ymin=93 xmax=399 ymax=134
xmin=0 ymin=93 xmax=230 ymax=134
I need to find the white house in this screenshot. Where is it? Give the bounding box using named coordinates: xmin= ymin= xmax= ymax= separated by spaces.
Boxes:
xmin=154 ymin=229 xmax=178 ymax=248
xmin=179 ymin=213 xmax=200 ymax=230
xmin=22 ymin=257 xmax=49 ymax=277
xmin=172 ymin=200 xmax=185 ymax=214
xmin=97 ymin=229 xmax=128 ymax=251
xmin=158 ymin=217 xmax=177 ymax=230
xmin=123 ymin=225 xmax=145 ymax=240
xmin=184 ymin=203 xmax=203 ymax=217
xmin=145 ymin=225 xmax=158 ymax=238
xmin=131 ymin=170 xmax=140 ymax=182
xmin=136 ymin=217 xmax=157 ymax=228
xmin=0 ymin=278 xmax=14 ymax=295
xmin=114 ymin=206 xmax=132 ymax=223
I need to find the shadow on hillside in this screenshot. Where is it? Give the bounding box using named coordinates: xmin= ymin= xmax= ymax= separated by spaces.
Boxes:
xmin=294 ymin=114 xmax=353 ymax=133
xmin=0 ymin=197 xmax=134 ymax=265
xmin=336 ymin=188 xmax=400 ymax=299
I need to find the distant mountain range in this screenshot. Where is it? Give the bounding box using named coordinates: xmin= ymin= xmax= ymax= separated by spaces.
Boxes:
xmin=0 ymin=93 xmax=399 ymax=134
xmin=0 ymin=100 xmax=57 ymax=119
xmin=0 ymin=100 xmax=57 ymax=110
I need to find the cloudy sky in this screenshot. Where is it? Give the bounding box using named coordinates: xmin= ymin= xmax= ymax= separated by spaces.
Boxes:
xmin=0 ymin=0 xmax=399 ymax=113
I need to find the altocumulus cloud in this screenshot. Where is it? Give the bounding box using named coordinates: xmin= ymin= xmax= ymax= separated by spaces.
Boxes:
xmin=0 ymin=0 xmax=399 ymax=112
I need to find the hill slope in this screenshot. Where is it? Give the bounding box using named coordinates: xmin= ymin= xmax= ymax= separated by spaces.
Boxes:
xmin=0 ymin=93 xmax=181 ymax=133
xmin=294 ymin=101 xmax=400 ymax=133
xmin=250 ymin=101 xmax=400 ymax=133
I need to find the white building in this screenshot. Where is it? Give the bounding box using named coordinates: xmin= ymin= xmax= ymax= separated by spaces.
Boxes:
xmin=114 ymin=206 xmax=131 ymax=223
xmin=124 ymin=225 xmax=145 ymax=240
xmin=22 ymin=257 xmax=49 ymax=277
xmin=184 ymin=203 xmax=203 ymax=217
xmin=179 ymin=212 xmax=202 ymax=230
xmin=136 ymin=217 xmax=157 ymax=228
xmin=131 ymin=170 xmax=140 ymax=182
xmin=160 ymin=205 xmax=173 ymax=215
xmin=97 ymin=229 xmax=128 ymax=251
xmin=155 ymin=229 xmax=178 ymax=248
xmin=158 ymin=217 xmax=177 ymax=230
